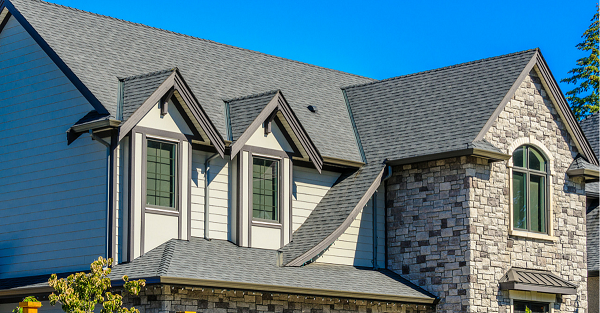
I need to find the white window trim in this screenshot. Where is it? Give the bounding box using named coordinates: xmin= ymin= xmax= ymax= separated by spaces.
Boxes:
xmin=507 ymin=136 xmax=557 ymax=241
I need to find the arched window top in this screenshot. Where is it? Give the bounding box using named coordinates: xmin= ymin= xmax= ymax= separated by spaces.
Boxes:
xmin=512 ymin=145 xmax=547 ymax=172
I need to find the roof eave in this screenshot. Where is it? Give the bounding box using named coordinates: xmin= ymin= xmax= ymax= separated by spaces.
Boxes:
xmin=111 ymin=276 xmax=436 ymax=304
xmin=386 ymin=148 xmax=510 ymax=166
xmin=70 ymin=119 xmax=121 ymax=134
xmin=566 ymin=168 xmax=600 ymax=181
xmin=499 ymin=282 xmax=577 ymax=295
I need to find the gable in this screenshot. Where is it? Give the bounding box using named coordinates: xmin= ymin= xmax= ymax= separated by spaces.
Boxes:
xmin=245 ymin=121 xmax=295 ymax=153
xmin=137 ymin=99 xmax=194 ymax=135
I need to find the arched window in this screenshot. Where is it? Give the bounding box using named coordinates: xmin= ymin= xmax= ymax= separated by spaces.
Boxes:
xmin=512 ymin=145 xmax=549 ymax=233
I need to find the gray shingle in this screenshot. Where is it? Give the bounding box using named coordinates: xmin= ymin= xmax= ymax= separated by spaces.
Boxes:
xmin=580 ymin=113 xmax=599 ymax=158
xmin=344 ymin=49 xmax=537 ymax=163
xmin=227 ymin=90 xmax=279 ymax=141
xmin=280 ymin=161 xmax=385 ymax=265
xmin=9 ymin=0 xmax=370 ymax=162
xmin=568 ymin=156 xmax=599 ymax=172
xmin=120 ymin=68 xmax=175 ymax=121
xmin=588 ymin=206 xmax=599 ymax=273
xmin=109 ymin=238 xmax=435 ymax=301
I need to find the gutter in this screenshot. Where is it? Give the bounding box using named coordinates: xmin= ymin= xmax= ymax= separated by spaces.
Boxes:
xmin=204 ymin=153 xmax=220 ymax=240
xmin=112 ymin=276 xmax=437 ymax=304
xmin=566 ymin=168 xmax=600 ymax=181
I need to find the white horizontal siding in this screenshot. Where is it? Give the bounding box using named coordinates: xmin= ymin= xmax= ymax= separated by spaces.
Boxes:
xmin=191 ymin=150 xmax=232 ymax=240
xmin=0 ymin=16 xmax=107 ymax=278
xmin=292 ymin=166 xmax=340 ymax=232
xmin=316 ymin=184 xmax=385 ymax=267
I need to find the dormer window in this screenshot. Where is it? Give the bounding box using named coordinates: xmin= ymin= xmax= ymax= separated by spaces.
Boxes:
xmin=146 ymin=139 xmax=177 ymax=210
xmin=252 ymin=157 xmax=279 ymax=221
xmin=512 ymin=145 xmax=548 ymax=233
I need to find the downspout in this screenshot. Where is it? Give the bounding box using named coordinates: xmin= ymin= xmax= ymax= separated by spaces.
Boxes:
xmin=204 ymin=153 xmax=220 ymax=240
xmin=90 ymin=130 xmax=112 ymax=260
xmin=374 ymin=165 xmax=392 ymax=270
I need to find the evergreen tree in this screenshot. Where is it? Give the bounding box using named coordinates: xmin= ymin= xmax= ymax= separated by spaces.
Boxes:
xmin=561 ymin=8 xmax=599 ymax=120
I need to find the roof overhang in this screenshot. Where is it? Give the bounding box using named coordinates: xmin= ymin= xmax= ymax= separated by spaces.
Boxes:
xmin=499 ymin=281 xmax=577 ymax=295
xmin=566 ymin=168 xmax=599 ymax=181
xmin=387 ymin=147 xmax=511 ymax=166
xmin=111 ymin=276 xmax=436 ymax=304
xmin=499 ymin=268 xmax=577 ymax=296
xmin=71 ymin=118 xmax=121 ymax=133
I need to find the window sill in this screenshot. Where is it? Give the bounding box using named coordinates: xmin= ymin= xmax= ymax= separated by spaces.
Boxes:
xmin=146 ymin=207 xmax=179 ymax=216
xmin=252 ymin=220 xmax=282 ymax=229
xmin=509 ymin=229 xmax=557 ymax=242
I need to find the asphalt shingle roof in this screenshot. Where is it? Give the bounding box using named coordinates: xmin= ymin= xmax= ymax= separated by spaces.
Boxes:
xmin=580 ymin=113 xmax=599 ymax=158
xmin=344 ymin=49 xmax=537 ymax=163
xmin=9 ymin=0 xmax=370 ymax=162
xmin=568 ymin=156 xmax=600 ymax=172
xmin=120 ymin=68 xmax=175 ymax=121
xmin=109 ymin=238 xmax=435 ymax=301
xmin=227 ymin=90 xmax=279 ymax=142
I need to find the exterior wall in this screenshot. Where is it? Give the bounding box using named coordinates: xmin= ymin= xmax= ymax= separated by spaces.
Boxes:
xmin=317 ymin=184 xmax=385 ymax=268
xmin=292 ymin=166 xmax=340 ymax=232
xmin=190 ymin=150 xmax=232 ymax=241
xmin=386 ymin=157 xmax=472 ymax=312
xmin=0 ymin=16 xmax=107 ymax=278
xmin=131 ymin=101 xmax=195 ymax=256
xmin=477 ymin=70 xmax=587 ymax=312
xmin=386 ymin=71 xmax=587 ymax=312
xmin=121 ymin=284 xmax=434 ymax=313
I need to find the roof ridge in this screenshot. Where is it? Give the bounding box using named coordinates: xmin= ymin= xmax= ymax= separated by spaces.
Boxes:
xmin=118 ymin=68 xmax=175 ymax=82
xmin=18 ymin=0 xmax=374 ymax=81
xmin=224 ymin=89 xmax=279 ymax=103
xmin=157 ymin=240 xmax=176 ymax=276
xmin=342 ymin=48 xmax=539 ymax=90
xmin=581 ymin=112 xmax=599 ymax=123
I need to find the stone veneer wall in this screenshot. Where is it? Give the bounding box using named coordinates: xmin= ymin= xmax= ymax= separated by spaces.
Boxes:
xmin=386 ymin=156 xmax=476 ymax=312
xmin=386 ymin=70 xmax=587 ymax=312
xmin=121 ymin=285 xmax=435 ymax=313
xmin=477 ymin=70 xmax=587 ymax=311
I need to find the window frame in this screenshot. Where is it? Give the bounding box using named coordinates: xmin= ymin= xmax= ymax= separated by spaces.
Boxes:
xmin=512 ymin=300 xmax=550 ymax=313
xmin=249 ymin=153 xmax=283 ymax=224
xmin=511 ymin=145 xmax=549 ymax=234
xmin=507 ymin=138 xmax=557 ymax=241
xmin=144 ymin=135 xmax=181 ymax=212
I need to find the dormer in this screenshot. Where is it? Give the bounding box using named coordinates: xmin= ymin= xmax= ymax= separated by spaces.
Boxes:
xmin=226 ymin=90 xmax=323 ymax=249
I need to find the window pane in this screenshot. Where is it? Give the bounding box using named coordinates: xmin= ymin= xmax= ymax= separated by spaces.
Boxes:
xmin=514 ymin=301 xmax=549 ymax=313
xmin=146 ymin=140 xmax=176 ymax=209
xmin=513 ymin=146 xmax=525 ymax=168
xmin=513 ymin=172 xmax=527 ymax=230
xmin=530 ymin=175 xmax=546 ymax=233
xmin=528 ymin=147 xmax=546 ymax=172
xmin=252 ymin=157 xmax=278 ymax=221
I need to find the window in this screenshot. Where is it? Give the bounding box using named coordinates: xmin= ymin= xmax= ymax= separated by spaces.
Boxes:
xmin=513 ymin=301 xmax=549 ymax=313
xmin=146 ymin=139 xmax=177 ymax=209
xmin=252 ymin=157 xmax=279 ymax=221
xmin=512 ymin=145 xmax=548 ymax=233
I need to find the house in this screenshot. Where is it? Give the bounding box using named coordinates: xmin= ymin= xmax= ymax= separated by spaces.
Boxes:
xmin=0 ymin=0 xmax=598 ymax=312
xmin=579 ymin=113 xmax=599 ymax=313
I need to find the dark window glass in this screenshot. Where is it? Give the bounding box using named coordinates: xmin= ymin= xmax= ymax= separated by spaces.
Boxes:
xmin=513 ymin=171 xmax=527 ymax=230
xmin=530 ymin=175 xmax=546 ymax=233
xmin=252 ymin=157 xmax=278 ymax=221
xmin=514 ymin=146 xmax=525 ymax=168
xmin=512 ymin=145 xmax=548 ymax=233
xmin=147 ymin=140 xmax=176 ymax=209
xmin=514 ymin=301 xmax=549 ymax=313
xmin=528 ymin=147 xmax=546 ymax=172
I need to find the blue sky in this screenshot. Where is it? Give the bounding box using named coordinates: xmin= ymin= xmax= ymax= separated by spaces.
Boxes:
xmin=47 ymin=0 xmax=596 ymax=93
